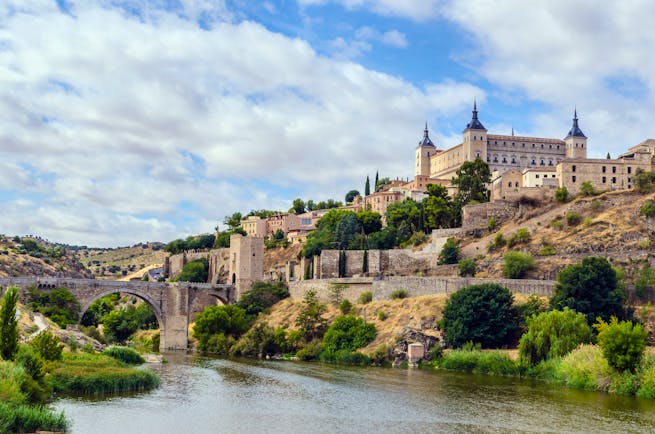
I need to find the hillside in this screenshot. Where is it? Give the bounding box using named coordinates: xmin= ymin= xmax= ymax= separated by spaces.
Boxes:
xmin=78 ymin=243 xmax=167 ymax=280
xmin=0 ymin=235 xmax=92 ymax=278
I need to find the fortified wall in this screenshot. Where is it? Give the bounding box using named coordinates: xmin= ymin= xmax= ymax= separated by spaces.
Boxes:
xmin=462 ymin=200 xmax=518 ymax=230
xmin=289 ymin=276 xmax=556 ymax=302
xmin=165 ymin=248 xmax=230 ymax=284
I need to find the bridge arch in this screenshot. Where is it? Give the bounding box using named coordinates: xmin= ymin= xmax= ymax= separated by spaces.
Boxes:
xmin=80 ymin=288 xmax=164 ymax=329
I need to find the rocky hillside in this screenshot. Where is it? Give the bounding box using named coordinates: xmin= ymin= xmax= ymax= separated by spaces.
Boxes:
xmin=0 ymin=235 xmax=92 ymax=278
xmin=78 ymin=243 xmax=167 ymax=280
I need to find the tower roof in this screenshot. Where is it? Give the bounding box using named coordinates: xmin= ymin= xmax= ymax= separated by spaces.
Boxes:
xmin=565 ymin=109 xmax=586 ymax=138
xmin=464 ymin=100 xmax=486 ymax=131
xmin=417 ymin=123 xmax=436 ymax=148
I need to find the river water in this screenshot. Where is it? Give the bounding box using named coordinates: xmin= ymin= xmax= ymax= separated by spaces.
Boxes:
xmin=54 ymin=353 xmax=655 ymax=433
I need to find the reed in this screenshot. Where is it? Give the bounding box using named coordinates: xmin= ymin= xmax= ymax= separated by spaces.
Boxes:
xmin=0 ymin=402 xmax=68 ymax=434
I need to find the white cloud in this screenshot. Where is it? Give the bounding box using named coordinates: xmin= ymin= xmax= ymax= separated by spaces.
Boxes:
xmin=381 ymin=30 xmax=407 ymax=48
xmin=354 ymin=26 xmax=408 ymax=48
xmin=0 ymin=0 xmax=482 ymax=246
xmin=298 ymin=0 xmax=442 ymax=21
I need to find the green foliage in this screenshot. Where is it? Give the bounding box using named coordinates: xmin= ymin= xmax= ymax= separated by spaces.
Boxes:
xmin=328 ymin=283 xmax=347 ymax=306
xmin=320 ymin=315 xmax=376 ymax=363
xmin=338 ymin=250 xmax=347 ymax=277
xmin=487 ymin=217 xmax=496 ymax=231
xmin=635 ymin=168 xmax=655 ymax=194
xmin=640 ymin=200 xmax=655 ymax=217
xmin=580 ymin=181 xmax=597 ymax=196
xmin=101 ymin=303 xmax=158 ymax=343
xmin=437 ymin=349 xmax=519 ymax=376
xmin=178 ymin=258 xmax=208 ymax=283
xmin=364 ymin=175 xmax=370 ymax=196
xmin=458 ymin=258 xmax=476 ymax=277
xmin=345 ymin=189 xmax=360 ymax=203
xmin=438 ymin=238 xmax=460 ymax=265
xmin=27 ymin=286 xmax=80 ymax=328
xmin=488 ymin=232 xmax=506 ymax=251
xmin=223 ymin=212 xmax=243 ymax=230
xmin=565 ymin=212 xmax=582 ymax=226
xmin=502 ymin=251 xmax=535 ymax=279
xmin=81 ymin=295 xmax=116 ymax=327
xmin=635 ymin=265 xmax=655 ymax=300
xmin=558 ymin=344 xmax=612 ymax=391
xmin=452 ymin=158 xmax=491 ymax=205
xmin=236 ymin=281 xmax=289 ymax=316
xmin=231 ymin=324 xmax=289 ymax=358
xmin=213 ymin=228 xmax=247 ymax=248
xmin=550 ymin=220 xmax=564 ymax=230
xmin=377 ymin=311 xmax=387 ymax=321
xmin=515 ymin=294 xmax=547 ymax=328
xmin=0 ymin=402 xmax=68 ymax=434
xmin=290 ymin=198 xmax=306 ymax=214
xmin=518 ymin=309 xmax=593 ymax=366
xmin=362 ymin=249 xmax=368 ymax=273
xmin=29 ymin=332 xmax=63 ymax=361
xmin=102 ymin=346 xmax=145 ymax=364
xmin=554 ymin=186 xmax=569 ymax=203
xmin=539 ymin=244 xmax=556 ymax=256
xmin=390 ymin=289 xmax=408 ymax=299
xmin=193 ymin=305 xmax=250 ymax=352
xmin=551 ymin=256 xmax=626 ymax=324
xmin=594 ymin=317 xmax=646 ymax=373
xmin=339 ymin=299 xmax=353 ymax=314
xmin=440 ymin=283 xmax=518 ymax=348
xmin=295 ymin=290 xmax=328 ymax=341
xmin=165 ymin=234 xmax=216 ymax=254
xmin=356 ymin=210 xmax=382 ymax=235
xmin=423 ymin=184 xmax=459 ymax=229
xmin=296 ymin=340 xmax=323 ymax=361
xmin=358 ymin=291 xmax=372 ymax=304
xmin=513 ymin=228 xmax=530 ymax=244
xmin=0 ymin=286 xmax=19 ymax=360
xmin=637 ymin=365 xmax=655 ymax=398
xmin=371 ymin=344 xmax=392 ymax=365
xmin=302 ymin=209 xmax=355 ymax=257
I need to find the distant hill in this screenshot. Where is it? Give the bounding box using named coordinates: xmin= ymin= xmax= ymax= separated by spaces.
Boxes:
xmin=79 ymin=243 xmax=167 ymax=280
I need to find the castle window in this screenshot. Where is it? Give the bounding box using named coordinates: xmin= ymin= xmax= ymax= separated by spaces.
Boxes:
xmin=628 ymin=177 xmax=632 ymax=183
xmin=536 ymin=174 xmax=540 ymax=179
xmin=540 ymin=160 xmax=545 ymax=165
xmin=503 ymin=141 xmax=506 ymax=145
xmin=549 ymin=145 xmax=552 ymax=149
xmin=502 ymin=157 xmax=507 ymax=163
xmin=532 ymin=143 xmax=535 ymax=148
xmin=487 ymin=156 xmax=490 ymax=162
xmin=581 ymin=144 xmax=584 ymax=148
xmin=511 ymin=158 xmax=516 ymax=164
xmin=531 ymin=159 xmax=536 ymax=165
xmin=612 ymin=177 xmax=616 ymax=184
xmin=508 ymin=182 xmax=512 ymax=187
xmin=515 ymin=182 xmax=519 ymax=187
xmin=522 ymin=143 xmax=525 ymax=147
xmin=602 ymin=166 xmax=606 ymax=173
xmin=572 ymin=165 xmax=576 ymax=172
xmin=476 ymin=152 xmax=480 ymax=158
xmin=494 ymin=141 xmax=497 ymax=144
xmin=572 ymin=175 xmax=576 ymax=183
xmin=602 ymin=176 xmax=606 ymax=183
xmin=548 ymin=160 xmax=553 ymax=166
xmin=493 ymin=156 xmax=498 ymax=162
xmin=552 ymin=174 xmax=556 ymax=178
xmin=512 ymin=142 xmax=515 ymax=147
xmin=628 ymin=167 xmax=632 ymax=174
xmin=612 ymin=166 xmax=616 ymax=173
xmin=557 ymin=145 xmax=560 ymax=149
xmin=541 ymin=144 xmax=544 ymax=148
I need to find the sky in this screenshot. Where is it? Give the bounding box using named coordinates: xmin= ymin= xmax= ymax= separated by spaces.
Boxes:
xmin=1 ymin=0 xmax=654 ymax=247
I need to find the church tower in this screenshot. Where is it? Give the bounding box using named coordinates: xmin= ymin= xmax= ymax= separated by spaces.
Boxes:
xmin=462 ymin=101 xmax=487 ymax=162
xmin=564 ymin=109 xmax=587 ymax=159
xmin=415 ymin=123 xmax=437 ymax=176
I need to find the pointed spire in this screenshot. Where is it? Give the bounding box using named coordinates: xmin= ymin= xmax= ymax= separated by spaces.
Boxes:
xmin=464 ymin=100 xmax=486 ymax=131
xmin=511 ymin=125 xmax=515 ymax=136
xmin=418 ymin=122 xmax=435 ymax=148
xmin=566 ymin=107 xmax=586 ymax=138
xmin=424 ymin=122 xmax=429 ymax=137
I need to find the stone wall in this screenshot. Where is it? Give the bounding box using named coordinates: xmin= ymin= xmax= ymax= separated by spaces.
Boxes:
xmin=462 ymin=200 xmax=518 ymax=230
xmin=288 ymin=276 xmax=555 ymax=303
xmin=315 ymin=249 xmax=434 ymax=279
xmin=165 ymin=249 xmax=230 ymax=284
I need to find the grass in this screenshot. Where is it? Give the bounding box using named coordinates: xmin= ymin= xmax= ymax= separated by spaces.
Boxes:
xmin=437 ymin=349 xmax=519 ymax=376
xmin=0 ymin=403 xmax=68 ymax=434
xmin=48 ymin=352 xmax=160 ymax=395
xmin=103 ymin=346 xmax=146 ymax=364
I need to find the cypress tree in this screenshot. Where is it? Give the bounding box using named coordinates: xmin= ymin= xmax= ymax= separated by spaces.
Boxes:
xmin=0 ymin=286 xmax=19 ymax=360
xmin=362 ymin=249 xmax=369 ymax=273
xmin=606 ymin=152 xmax=611 ymax=159
xmin=374 ymin=171 xmax=379 ymax=191
xmin=364 ymin=176 xmax=370 ymax=196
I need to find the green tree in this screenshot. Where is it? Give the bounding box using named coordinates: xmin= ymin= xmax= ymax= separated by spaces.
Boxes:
xmin=27 ymin=287 xmax=80 ymax=328
xmin=374 ymin=171 xmax=379 ymax=190
xmin=0 ymin=286 xmax=19 ymax=360
xmin=236 ymin=281 xmax=289 ymax=316
xmin=554 ymin=186 xmax=569 ymax=203
xmin=321 ymin=315 xmax=376 ymax=355
xmin=356 ymin=210 xmax=382 ymax=235
xmin=580 ymin=181 xmax=597 ymax=196
xmin=178 ymin=258 xmax=208 ymax=283
xmin=438 ymin=238 xmax=460 ymax=265
xmin=423 ymin=184 xmax=457 ymax=229
xmin=452 ymin=158 xmax=491 ymax=205
xmin=385 ymin=199 xmax=421 ymax=231
xmin=193 ymin=305 xmax=250 ymax=351
xmin=635 ymin=168 xmax=655 ymax=193
xmin=345 ymin=190 xmax=360 ymax=203
xmin=295 ymin=290 xmax=328 ymax=341
xmin=223 ymin=212 xmax=243 ymax=230
xmin=640 ymin=200 xmax=655 ymax=217
xmin=606 ymin=152 xmax=611 ymax=159
xmin=364 ymin=175 xmax=370 ymax=196
xmin=502 ymin=251 xmax=535 ymax=278
xmin=30 ymin=332 xmax=63 ymax=361
xmin=458 ymin=258 xmax=476 ymax=277
xmin=550 ymin=257 xmax=626 ymax=324
xmin=440 ymin=283 xmax=519 ymax=348
xmin=335 ymin=213 xmax=361 ymax=249
xmin=290 ymin=198 xmax=306 ymax=214
xmin=518 ymin=309 xmax=593 ymax=366
xmin=594 ymin=317 xmax=647 ymax=373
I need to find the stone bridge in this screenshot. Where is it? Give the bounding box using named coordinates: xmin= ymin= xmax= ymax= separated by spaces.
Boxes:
xmin=0 ymin=277 xmax=235 ymax=351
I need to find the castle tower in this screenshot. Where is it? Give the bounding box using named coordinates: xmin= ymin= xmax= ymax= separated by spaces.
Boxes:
xmin=415 ymin=123 xmax=437 ymax=176
xmin=564 ymin=109 xmax=587 ymax=159
xmin=228 ymin=234 xmax=264 ymax=300
xmin=462 ymin=101 xmax=487 ymax=162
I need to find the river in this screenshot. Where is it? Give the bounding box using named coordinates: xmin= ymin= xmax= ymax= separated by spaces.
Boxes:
xmin=54 ymin=353 xmax=655 ymax=433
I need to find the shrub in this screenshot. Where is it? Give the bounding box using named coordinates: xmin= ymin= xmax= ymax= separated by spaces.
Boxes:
xmin=339 ymin=299 xmax=353 ymax=314
xmin=27 ymin=286 xmax=80 ymax=328
xmin=487 ymin=232 xmax=506 ymax=251
xmin=515 ymin=294 xmax=547 ymax=328
xmin=502 ymin=251 xmax=535 ymax=279
xmin=438 ymin=349 xmax=518 ymax=376
xmin=295 ymin=290 xmax=328 ymax=342
xmin=637 ymin=365 xmax=655 ymax=398
xmin=440 ymin=283 xmax=518 ymax=348
xmin=590 ymin=199 xmax=603 ymax=211
xmin=487 ymin=217 xmax=496 ymax=231
xmin=549 ymin=220 xmax=564 ymax=230
xmin=565 ymin=212 xmax=582 ymax=226
xmin=518 ymin=309 xmax=593 ymax=366
xmin=458 ymin=258 xmax=476 ymax=277
xmin=0 ymin=402 xmax=68 ymax=433
xmin=580 ymin=181 xmax=597 ymax=196
xmin=102 ymin=346 xmax=145 ymax=364
xmin=377 ymin=311 xmax=387 ymax=321
xmin=296 ymin=340 xmax=322 ymax=361
xmin=438 ymin=238 xmax=460 ymax=265
xmin=554 ymin=187 xmax=569 ymax=203
xmin=101 ymin=303 xmax=157 ymax=343
xmin=514 ymin=228 xmax=530 ymax=244
xmin=0 ymin=286 xmax=19 ymax=360
xmin=539 ymin=244 xmax=556 ymax=256
xmin=328 ymin=283 xmax=347 ymax=306
xmin=594 ymin=317 xmax=646 ymax=373
xmin=178 ymin=258 xmax=209 ymax=282
xmin=559 ymin=344 xmax=612 ymax=391
xmin=231 ymin=324 xmax=285 ymax=358
xmin=236 ymin=281 xmax=289 ymax=316
xmin=193 ymin=305 xmax=250 ymax=351
xmin=390 ymin=289 xmax=408 ymax=299
xmin=640 ymin=200 xmax=655 ymax=217
xmin=321 ymin=315 xmax=376 ymax=355
xmin=551 ymin=256 xmax=626 ymax=324
xmin=29 ymin=332 xmax=63 ymax=361
xmin=371 ymin=344 xmax=392 ymax=365
xmin=357 ymin=291 xmax=372 ymax=304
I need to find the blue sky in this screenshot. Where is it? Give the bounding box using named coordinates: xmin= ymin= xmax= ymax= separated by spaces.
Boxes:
xmin=1 ymin=0 xmax=654 ymax=247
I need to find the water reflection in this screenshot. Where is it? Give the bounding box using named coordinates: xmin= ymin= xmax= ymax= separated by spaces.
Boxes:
xmin=54 ymin=354 xmax=655 ymax=434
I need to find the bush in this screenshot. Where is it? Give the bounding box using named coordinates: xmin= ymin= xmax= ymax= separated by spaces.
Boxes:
xmin=178 ymin=258 xmax=208 ymax=282
xmin=550 ymin=220 xmax=563 ymax=230
xmin=29 ymin=332 xmax=63 ymax=361
xmin=580 ymin=181 xmax=597 ymax=196
xmin=458 ymin=258 xmax=476 ymax=277
xmin=390 ymin=289 xmax=408 ymax=299
xmin=565 ymin=212 xmax=582 ymax=226
xmin=594 ymin=317 xmax=646 ymax=373
xmin=0 ymin=402 xmax=68 ymax=433
xmin=339 ymin=299 xmax=353 ymax=314
xmin=559 ymin=344 xmax=612 ymax=391
xmin=357 ymin=291 xmax=372 ymax=304
xmin=518 ymin=309 xmax=593 ymax=366
xmin=101 ymin=303 xmax=158 ymax=343
xmin=438 ymin=349 xmax=519 ymax=376
xmin=321 ymin=315 xmax=376 ymax=356
xmin=554 ymin=187 xmax=569 ymax=203
xmin=102 ymin=346 xmax=145 ymax=364
xmin=487 ymin=217 xmax=496 ymax=231
xmin=551 ymin=256 xmax=626 ymax=325
xmin=377 ymin=311 xmax=387 ymax=321
xmin=539 ymin=244 xmax=556 ymax=256
xmin=637 ymin=365 xmax=655 ymax=398
xmin=508 ymin=228 xmax=530 ymax=247
xmin=502 ymin=251 xmax=535 ymax=279
xmin=640 ymin=200 xmax=655 ymax=217
xmin=296 ymin=340 xmax=322 ymax=361
xmin=231 ymin=324 xmax=286 ymax=358
xmin=236 ymin=281 xmax=289 ymax=316
xmin=371 ymin=344 xmax=392 ymax=365
xmin=438 ymin=238 xmax=460 ymax=265
xmin=27 ymin=286 xmax=80 ymax=328
xmin=193 ymin=305 xmax=250 ymax=352
xmin=487 ymin=232 xmax=506 ymax=251
xmin=440 ymin=283 xmax=518 ymax=348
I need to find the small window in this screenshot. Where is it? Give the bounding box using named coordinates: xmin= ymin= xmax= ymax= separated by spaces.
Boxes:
xmin=541 ymin=144 xmax=544 ymax=148
xmin=552 ymin=174 xmax=556 ymax=178
xmin=515 ymin=182 xmax=519 ymax=187
xmin=612 ymin=177 xmax=616 ymax=184
xmin=512 ymin=142 xmax=515 ymax=147
xmin=602 ymin=176 xmax=606 ymax=183
xmin=612 ymin=166 xmax=616 ymax=173
xmin=548 ymin=161 xmax=553 ymax=166
xmin=522 ymin=143 xmax=525 ymax=148
xmin=508 ymin=182 xmax=512 ymax=187
xmin=511 ymin=158 xmax=516 ymax=164
xmin=536 ymin=174 xmax=540 ymax=179
xmin=572 ymin=176 xmax=576 ymax=183
xmin=557 ymin=145 xmax=560 ymax=149
xmin=502 ymin=157 xmax=507 ymax=163
xmin=628 ymin=177 xmax=632 ymax=183
xmin=572 ymin=165 xmax=576 ymax=172
xmin=549 ymin=145 xmax=552 ymax=149
xmin=493 ymin=157 xmax=498 ymax=163
xmin=628 ymin=167 xmax=632 ymax=174
xmin=540 ymin=160 xmax=545 ymax=166
xmin=581 ymin=144 xmax=584 ymax=148
xmin=532 ymin=143 xmax=535 ymax=148
xmin=602 ymin=166 xmax=606 ymax=173
xmin=486 ymin=156 xmax=490 ymax=162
